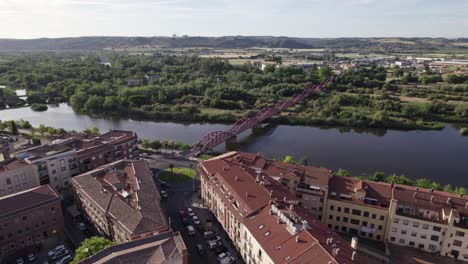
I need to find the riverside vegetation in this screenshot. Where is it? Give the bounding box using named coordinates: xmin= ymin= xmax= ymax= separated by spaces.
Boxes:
xmin=0 ymin=52 xmax=467 ymax=132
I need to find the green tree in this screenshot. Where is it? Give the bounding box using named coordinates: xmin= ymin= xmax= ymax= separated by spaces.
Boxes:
xmin=9 ymin=120 xmax=18 ymax=135
xmin=283 ymin=155 xmax=296 ymax=164
xmin=71 ymin=236 xmax=114 ymax=264
xmin=298 ymin=156 xmax=308 ymax=166
xmin=335 ymin=168 xmax=349 ymax=177
xmin=454 ymin=104 xmax=468 ymax=118
xmin=38 ymin=124 xmax=48 ymax=136
xmin=443 ymin=184 xmax=454 ymax=193
xmin=84 ymin=127 xmax=100 ymax=135
xmin=385 ymin=174 xmax=413 ymax=185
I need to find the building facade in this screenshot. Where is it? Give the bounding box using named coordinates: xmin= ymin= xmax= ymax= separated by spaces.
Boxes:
xmin=18 ymin=144 xmax=79 ymax=192
xmin=199 ymin=152 xmax=371 ymax=264
xmin=0 ymin=185 xmax=64 ymax=258
xmin=71 ymin=160 xmax=167 ymax=243
xmin=0 ymin=158 xmax=40 ymax=197
xmin=53 ymin=130 xmax=139 ymax=173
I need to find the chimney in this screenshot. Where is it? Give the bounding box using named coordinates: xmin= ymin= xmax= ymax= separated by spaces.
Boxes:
xmin=277 ymin=218 xmax=281 ymax=224
xmin=352 ymin=251 xmax=357 ymax=261
xmin=290 ymin=204 xmax=294 ymax=211
xmin=270 ymin=190 xmax=273 ymax=198
xmin=430 ymin=196 xmax=434 ymax=202
xmin=235 ymin=176 xmax=239 ymax=182
xmin=334 ymin=248 xmax=340 ymax=256
xmin=245 ymin=192 xmax=249 ymax=197
xmin=283 ymin=196 xmax=287 ymax=202
xmin=295 ymin=236 xmax=300 ymax=243
xmin=447 ymin=197 xmax=452 ymax=205
xmin=351 ymin=237 xmax=358 ymax=250
xmin=256 ymin=174 xmax=260 ymax=183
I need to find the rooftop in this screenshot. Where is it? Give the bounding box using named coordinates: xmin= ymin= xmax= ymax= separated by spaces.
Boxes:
xmin=0 ymin=185 xmax=59 ymax=218
xmin=201 ymin=152 xmax=371 ymax=263
xmin=17 ymin=143 xmax=73 ymax=161
xmin=0 ymin=158 xmax=33 ymax=173
xmin=54 ymin=130 xmax=137 ymax=154
xmin=79 ymin=231 xmax=187 ymax=264
xmin=71 ymin=160 xmax=168 ymax=236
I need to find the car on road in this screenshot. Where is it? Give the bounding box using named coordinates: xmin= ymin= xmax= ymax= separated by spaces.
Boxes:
xmin=207 ymin=240 xmax=222 ymax=249
xmin=178 ymin=211 xmax=190 ymax=226
xmin=207 ymin=235 xmax=222 ymax=243
xmin=217 ymin=252 xmax=232 ymax=262
xmin=187 ymin=225 xmax=196 ymax=235
xmin=214 ymin=246 xmax=229 ymax=255
xmin=203 ymin=231 xmax=217 ymax=239
xmin=192 ymin=215 xmax=200 ymax=225
xmin=77 ymin=222 xmax=87 ymax=231
xmin=27 ymin=253 xmax=36 ymax=261
xmin=195 ymin=243 xmax=205 ymax=255
xmin=56 ymin=254 xmax=73 ymax=264
xmin=15 ymin=257 xmax=24 ymax=264
xmin=48 ymin=245 xmax=66 ymax=257
xmin=160 ymin=190 xmax=168 ymax=198
xmin=187 ymin=207 xmax=195 ymax=216
xmin=51 ymin=249 xmax=70 ymax=261
xmin=220 ymin=256 xmax=235 ymax=264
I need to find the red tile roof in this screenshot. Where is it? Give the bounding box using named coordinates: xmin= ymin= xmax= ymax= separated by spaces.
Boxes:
xmin=0 ymin=158 xmax=32 ymax=173
xmin=0 ymin=185 xmax=59 ymax=218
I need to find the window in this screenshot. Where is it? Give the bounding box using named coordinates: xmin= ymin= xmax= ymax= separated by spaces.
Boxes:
xmin=428 ymin=244 xmax=437 ymax=251
xmin=337 ymin=207 xmax=342 ymax=212
xmin=401 ymin=230 xmax=407 ymax=235
xmin=329 ymin=215 xmax=333 ymax=220
xmin=380 ymin=215 xmax=385 ymax=221
xmin=392 ymin=227 xmax=397 ymax=233
xmin=393 ymin=218 xmax=399 ymax=223
xmin=350 ymin=219 xmax=360 ymax=225
xmin=422 ymin=224 xmax=429 ymax=230
xmin=6 ymin=178 xmax=11 ymax=185
xmin=411 ymin=231 xmax=417 ymax=237
xmin=328 ymin=224 xmax=332 ymax=228
xmin=362 ymin=221 xmax=368 ymax=227
xmin=344 ymin=208 xmax=350 ymax=214
xmin=409 ymin=241 xmax=415 ymax=246
xmin=372 ymin=214 xmax=376 ymax=219
xmin=399 ymin=239 xmax=405 ymax=244
xmin=390 ymin=236 xmax=395 ymax=242
xmin=430 ymin=235 xmax=439 ymax=241
xmin=336 ymin=216 xmax=341 ymax=221
xmin=376 ymin=235 xmax=381 ymax=240
xmin=378 ymin=225 xmax=383 ymax=230
xmin=335 ymin=226 xmax=339 ymax=231
xmin=343 ymin=217 xmax=349 ymax=223
xmin=455 ymin=231 xmax=465 ymax=237
xmin=403 ymin=220 xmax=409 ymax=225
xmin=418 ymin=244 xmax=424 ymax=249
xmin=352 ymin=209 xmax=362 ymax=216
xmin=453 ymin=240 xmax=462 ymax=247
xmin=413 ymin=222 xmax=419 ymax=228
xmin=421 ymin=234 xmax=427 ymax=239
xmin=341 ymin=226 xmax=347 ymax=232
xmin=363 ymin=211 xmax=369 ymax=217
xmin=433 ymin=226 xmax=442 ymax=232
xmin=330 ymin=205 xmax=334 ymax=211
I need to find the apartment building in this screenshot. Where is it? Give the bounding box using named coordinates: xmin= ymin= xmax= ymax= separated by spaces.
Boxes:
xmin=199 ymin=152 xmax=371 ymax=264
xmin=71 ymin=160 xmax=168 ymax=243
xmin=324 ymin=176 xmax=392 ymax=242
xmin=387 ymin=185 xmax=468 ymax=261
xmin=78 ymin=231 xmax=188 ymax=264
xmin=17 ymin=144 xmax=79 ymax=192
xmin=0 ymin=185 xmax=64 ymax=258
xmin=53 ymin=130 xmax=139 ymax=173
xmin=218 ymin=152 xmax=332 ymax=220
xmin=0 ymin=158 xmax=40 ymax=197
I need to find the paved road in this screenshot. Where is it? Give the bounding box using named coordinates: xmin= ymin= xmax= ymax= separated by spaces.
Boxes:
xmin=146 ymin=154 xmax=243 ymax=264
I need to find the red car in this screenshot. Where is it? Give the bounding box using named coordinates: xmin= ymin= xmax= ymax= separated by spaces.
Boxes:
xmin=178 ymin=211 xmax=190 ymax=225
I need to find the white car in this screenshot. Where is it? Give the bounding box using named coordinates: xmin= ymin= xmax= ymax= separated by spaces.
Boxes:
xmin=207 ymin=240 xmax=222 ymax=249
xmin=187 ymin=225 xmax=196 ymax=235
xmin=208 ymin=236 xmax=222 ymax=242
xmin=77 ymin=222 xmax=87 ymax=231
xmin=187 ymin=207 xmax=195 ymax=216
xmin=220 ymin=256 xmax=235 ymax=264
xmin=217 ymin=252 xmax=232 ymax=262
xmin=27 ymin=253 xmax=36 ymax=261
xmin=160 ymin=191 xmax=168 ymax=198
xmin=192 ymin=215 xmax=200 ymax=225
xmin=48 ymin=245 xmax=66 ymax=257
xmin=15 ymin=257 xmax=24 ymax=264
xmin=56 ymin=254 xmax=73 ymax=264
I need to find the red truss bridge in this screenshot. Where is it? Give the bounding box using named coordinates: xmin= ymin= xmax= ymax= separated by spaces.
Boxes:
xmin=191 ymin=80 xmax=330 ymax=155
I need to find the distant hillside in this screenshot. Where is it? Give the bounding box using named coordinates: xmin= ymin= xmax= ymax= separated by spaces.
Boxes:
xmin=0 ymin=36 xmax=467 ymax=51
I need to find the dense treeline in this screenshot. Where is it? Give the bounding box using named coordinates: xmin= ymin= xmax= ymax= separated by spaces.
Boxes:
xmin=0 ymin=52 xmax=467 ymax=131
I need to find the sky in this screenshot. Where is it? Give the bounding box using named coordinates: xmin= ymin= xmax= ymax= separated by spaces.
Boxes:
xmin=0 ymin=0 xmax=467 ymax=39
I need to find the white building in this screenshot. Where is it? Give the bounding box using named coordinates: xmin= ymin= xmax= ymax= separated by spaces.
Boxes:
xmin=17 ymin=144 xmax=79 ymax=192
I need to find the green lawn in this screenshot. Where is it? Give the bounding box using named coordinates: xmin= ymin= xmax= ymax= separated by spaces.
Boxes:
xmin=159 ymin=167 xmax=197 ymax=183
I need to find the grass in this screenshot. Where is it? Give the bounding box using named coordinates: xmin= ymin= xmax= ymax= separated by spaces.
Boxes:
xmin=159 ymin=167 xmax=197 ymax=183
xmin=198 ymin=154 xmax=214 ymax=160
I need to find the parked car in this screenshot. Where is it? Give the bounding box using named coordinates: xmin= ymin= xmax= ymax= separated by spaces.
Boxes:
xmin=48 ymin=245 xmax=66 ymax=257
xmin=207 ymin=236 xmax=222 ymax=243
xmin=56 ymin=254 xmax=73 ymax=264
xmin=195 ymin=243 xmax=205 ymax=255
xmin=192 ymin=215 xmax=200 ymax=225
xmin=187 ymin=225 xmax=196 ymax=235
xmin=220 ymin=256 xmax=235 ymax=264
xmin=27 ymin=253 xmax=36 ymax=261
xmin=187 ymin=207 xmax=195 ymax=216
xmin=214 ymin=246 xmax=229 ymax=255
xmin=203 ymin=231 xmax=217 ymax=239
xmin=217 ymin=252 xmax=232 ymax=262
xmin=51 ymin=249 xmax=70 ymax=261
xmin=160 ymin=191 xmax=168 ymax=198
xmin=15 ymin=257 xmax=24 ymax=264
xmin=77 ymin=222 xmax=87 ymax=231
xmin=207 ymin=240 xmax=222 ymax=249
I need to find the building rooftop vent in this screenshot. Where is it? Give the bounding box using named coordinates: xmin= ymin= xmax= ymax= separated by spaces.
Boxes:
xmin=258 ymin=224 xmax=264 ymax=229
xmin=264 ymin=231 xmax=271 ymax=237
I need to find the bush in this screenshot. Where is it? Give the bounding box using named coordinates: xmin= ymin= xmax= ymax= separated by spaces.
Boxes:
xmin=31 ymin=103 xmax=48 ymax=111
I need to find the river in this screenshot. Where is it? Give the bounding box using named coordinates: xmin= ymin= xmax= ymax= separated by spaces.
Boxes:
xmin=1 ymin=103 xmax=467 ymax=187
